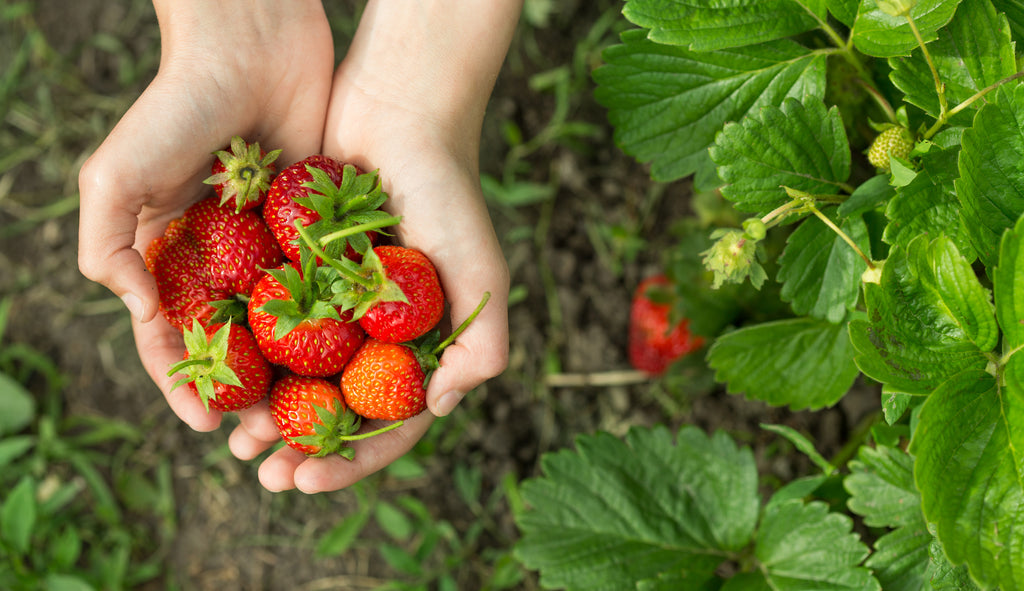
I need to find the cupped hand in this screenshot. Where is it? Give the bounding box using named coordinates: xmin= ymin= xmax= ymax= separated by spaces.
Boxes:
xmin=77 ymin=0 xmax=335 ymax=431
xmin=228 ymin=0 xmax=518 ymax=493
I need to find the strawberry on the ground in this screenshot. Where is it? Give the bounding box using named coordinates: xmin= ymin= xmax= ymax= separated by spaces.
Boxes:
xmin=262 ymin=155 xmax=390 ymax=261
xmin=330 ymin=245 xmax=445 ymax=344
xmin=204 ymin=136 xmax=282 ymax=212
xmin=628 ymin=275 xmax=704 ymax=375
xmin=341 ymin=292 xmax=490 ymax=421
xmin=269 ymin=374 xmax=401 ymax=458
xmin=248 ymin=254 xmax=365 ymax=377
xmin=168 ymin=320 xmax=272 ymax=412
xmin=144 ymin=196 xmax=283 ymax=330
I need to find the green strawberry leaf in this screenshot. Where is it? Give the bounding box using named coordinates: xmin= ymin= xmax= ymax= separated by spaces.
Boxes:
xmin=593 ymin=30 xmax=826 ymax=188
xmin=514 ymin=426 xmax=760 ymax=591
xmin=827 ymin=0 xmax=861 ymax=26
xmin=994 ymin=211 xmax=1024 ymax=354
xmin=711 ymin=98 xmax=851 ymax=216
xmin=849 ymin=235 xmax=995 ymax=393
xmin=888 ymin=0 xmax=1015 ymax=123
xmin=777 ymin=208 xmax=869 ymax=323
xmin=845 ymin=445 xmax=931 ymax=590
xmin=956 ymin=84 xmax=1024 ymax=269
xmin=851 ymin=0 xmax=962 ymax=58
xmin=707 ymin=316 xmax=860 ymax=410
xmin=621 ymin=0 xmax=825 ymax=50
xmin=910 ymin=365 xmax=1024 ymax=590
xmin=992 ymin=0 xmax=1024 ymax=46
xmin=838 ymin=174 xmax=895 ymax=217
xmin=883 ymin=145 xmax=975 ymax=260
xmin=734 ymin=498 xmax=879 ymax=591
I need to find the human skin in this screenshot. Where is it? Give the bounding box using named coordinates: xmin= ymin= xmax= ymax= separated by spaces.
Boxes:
xmin=78 ymin=0 xmax=519 ymax=493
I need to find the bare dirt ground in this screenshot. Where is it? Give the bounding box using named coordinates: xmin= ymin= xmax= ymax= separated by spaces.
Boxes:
xmin=0 ymin=1 xmax=880 ymax=589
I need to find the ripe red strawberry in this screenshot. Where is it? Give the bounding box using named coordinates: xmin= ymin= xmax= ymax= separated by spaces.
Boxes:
xmin=628 ymin=275 xmax=704 ymax=375
xmin=248 ymin=258 xmax=365 ymax=377
xmin=144 ymin=196 xmax=283 ymax=330
xmin=341 ymin=292 xmax=491 ymax=420
xmin=262 ymin=155 xmax=390 ymax=261
xmin=341 ymin=339 xmax=430 ymax=420
xmin=270 ymin=374 xmax=402 ymax=458
xmin=203 ymin=136 xmax=282 ymax=212
xmin=337 ymin=245 xmax=445 ymax=344
xmin=168 ymin=320 xmax=271 ymax=412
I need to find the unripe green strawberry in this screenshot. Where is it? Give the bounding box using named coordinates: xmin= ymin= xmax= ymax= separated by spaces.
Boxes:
xmin=867 ymin=126 xmax=914 ymax=171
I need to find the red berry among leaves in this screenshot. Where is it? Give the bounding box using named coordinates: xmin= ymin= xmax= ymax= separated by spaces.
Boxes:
xmin=357 ymin=246 xmax=445 ymax=343
xmin=203 ymin=136 xmax=282 ymax=212
xmin=628 ymin=275 xmax=704 ymax=375
xmin=144 ymin=196 xmax=283 ymax=330
xmin=168 ymin=320 xmax=271 ymax=412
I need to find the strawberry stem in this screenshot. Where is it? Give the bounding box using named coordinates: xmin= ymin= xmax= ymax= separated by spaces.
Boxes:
xmin=432 ymin=291 xmax=491 ymax=355
xmin=319 ymin=216 xmax=401 ymax=247
xmin=293 ymin=219 xmax=373 ymax=288
xmin=338 ymin=420 xmax=405 ymax=441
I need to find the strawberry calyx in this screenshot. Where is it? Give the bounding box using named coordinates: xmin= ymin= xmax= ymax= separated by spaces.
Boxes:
xmin=204 ymin=136 xmax=282 ymax=212
xmin=168 ymin=320 xmax=244 ymax=411
xmin=407 ymin=291 xmax=491 ymax=388
xmin=293 ymin=164 xmax=395 ymax=260
xmin=289 ymin=397 xmax=404 ymax=459
xmin=257 ymin=249 xmax=345 ymax=341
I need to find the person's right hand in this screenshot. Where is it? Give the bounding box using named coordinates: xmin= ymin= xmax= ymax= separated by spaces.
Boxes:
xmin=77 ymin=0 xmax=335 ymax=433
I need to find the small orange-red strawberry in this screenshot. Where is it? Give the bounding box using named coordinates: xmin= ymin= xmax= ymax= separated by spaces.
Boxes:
xmin=144 ymin=196 xmax=283 ymax=330
xmin=263 ymin=155 xmax=391 ymax=262
xmin=168 ymin=320 xmax=271 ymax=412
xmin=628 ymin=275 xmax=704 ymax=375
xmin=341 ymin=339 xmax=431 ymax=420
xmin=269 ymin=374 xmax=401 ymax=458
xmin=341 ymin=292 xmax=491 ymax=420
xmin=203 ymin=136 xmax=282 ymax=212
xmin=248 ymin=257 xmax=365 ymax=377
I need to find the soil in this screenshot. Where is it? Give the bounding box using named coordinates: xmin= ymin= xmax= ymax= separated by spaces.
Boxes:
xmin=0 ymin=1 xmax=881 ymax=590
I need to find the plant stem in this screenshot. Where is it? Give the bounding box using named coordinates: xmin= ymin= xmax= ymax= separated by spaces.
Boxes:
xmin=319 ymin=216 xmax=402 ymax=246
xmin=340 ymin=419 xmax=404 ymax=441
xmin=906 ymin=14 xmax=947 ymax=116
xmin=923 ymin=69 xmax=1024 ymax=139
xmin=293 ymin=219 xmax=373 ymax=289
xmin=783 ymin=186 xmax=876 ymax=270
xmin=432 ymin=292 xmax=491 ymax=355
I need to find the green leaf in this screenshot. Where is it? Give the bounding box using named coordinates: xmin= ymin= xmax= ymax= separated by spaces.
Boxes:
xmin=883 ymin=145 xmax=975 ymax=260
xmin=888 ymin=0 xmax=1015 ymax=122
xmin=754 ymin=498 xmax=879 ymax=590
xmin=926 ymin=539 xmax=983 ymax=590
xmin=849 ymin=236 xmax=995 ymax=393
xmin=995 ymin=211 xmax=1024 ymax=353
xmin=317 ymin=510 xmax=370 ymax=557
xmin=593 ymin=30 xmax=826 ymax=187
xmin=838 ymin=174 xmax=895 ymax=217
xmin=992 ymin=0 xmax=1024 ymax=46
xmin=711 ymin=98 xmax=851 ymax=215
xmin=777 ymin=209 xmax=869 ymax=323
xmin=828 ymin=0 xmax=861 ymax=26
xmin=1 ymin=476 xmax=36 ymax=554
xmin=515 ymin=426 xmax=759 ymax=591
xmin=956 ymin=84 xmax=1024 ymax=269
xmin=911 ymin=365 xmax=1024 ymax=590
xmin=845 ymin=445 xmax=930 ymax=591
xmin=376 ymin=501 xmax=414 ymax=541
xmin=761 ymin=423 xmax=833 ymax=474
xmin=622 ymin=0 xmax=825 ymax=50
xmin=0 ymin=371 xmax=35 ymax=436
xmin=851 ymin=0 xmax=962 ymax=57
xmin=707 ymin=316 xmax=860 ymax=410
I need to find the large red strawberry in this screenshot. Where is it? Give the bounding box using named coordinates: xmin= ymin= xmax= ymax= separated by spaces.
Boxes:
xmin=335 ymin=245 xmax=445 ymax=344
xmin=341 ymin=292 xmax=490 ymax=420
xmin=269 ymin=374 xmax=401 ymax=458
xmin=203 ymin=136 xmax=281 ymax=212
xmin=262 ymin=155 xmax=390 ymax=261
xmin=144 ymin=196 xmax=283 ymax=330
xmin=248 ymin=256 xmax=365 ymax=377
xmin=168 ymin=320 xmax=271 ymax=412
xmin=628 ymin=274 xmax=704 ymax=375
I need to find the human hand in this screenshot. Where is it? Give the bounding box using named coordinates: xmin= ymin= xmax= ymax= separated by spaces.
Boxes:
xmin=77 ymin=0 xmax=335 ymax=431
xmin=227 ymin=0 xmax=520 ymax=493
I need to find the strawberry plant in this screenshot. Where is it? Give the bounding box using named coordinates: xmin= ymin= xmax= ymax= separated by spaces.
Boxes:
xmin=515 ymin=0 xmax=1024 ymax=589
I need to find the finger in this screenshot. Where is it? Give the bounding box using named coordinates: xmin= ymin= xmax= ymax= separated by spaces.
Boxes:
xmin=293 ymin=413 xmax=435 ymax=494
xmin=133 ymin=315 xmax=223 ymax=432
xmin=258 ymin=445 xmax=307 ymax=492
xmin=228 ymin=400 xmax=280 ymax=460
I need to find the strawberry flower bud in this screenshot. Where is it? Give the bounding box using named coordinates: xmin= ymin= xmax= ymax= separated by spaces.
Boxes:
xmin=701 ymin=227 xmax=767 ymax=290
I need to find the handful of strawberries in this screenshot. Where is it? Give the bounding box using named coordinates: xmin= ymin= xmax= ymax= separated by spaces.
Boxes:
xmin=151 ymin=137 xmax=488 ymax=459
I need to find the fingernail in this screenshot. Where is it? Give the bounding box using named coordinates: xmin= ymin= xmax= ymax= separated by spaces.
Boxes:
xmin=434 ymin=390 xmax=465 ymax=417
xmin=121 ymin=292 xmax=146 ymax=320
